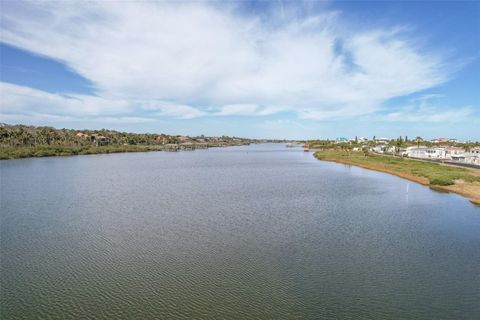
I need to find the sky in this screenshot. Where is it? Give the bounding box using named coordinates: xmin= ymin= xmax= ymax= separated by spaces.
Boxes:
xmin=0 ymin=0 xmax=479 ymax=140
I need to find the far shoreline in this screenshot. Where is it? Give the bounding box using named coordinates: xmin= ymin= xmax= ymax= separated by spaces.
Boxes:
xmin=0 ymin=143 xmax=250 ymax=160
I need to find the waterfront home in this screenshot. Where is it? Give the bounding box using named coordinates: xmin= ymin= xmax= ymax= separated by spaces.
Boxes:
xmin=467 ymin=154 xmax=480 ymax=165
xmin=177 ymin=136 xmax=190 ymax=143
xmin=91 ymin=134 xmax=110 ymax=146
xmin=75 ymin=132 xmax=110 ymax=146
xmin=425 ymin=147 xmax=448 ymax=159
xmin=471 ymin=147 xmax=480 ymax=155
xmin=386 ymin=146 xmax=396 ymax=154
xmin=155 ymin=135 xmax=170 ymax=145
xmin=370 ymin=146 xmax=385 ymax=153
xmin=405 ymin=146 xmax=429 ymax=158
xmin=75 ymin=132 xmax=89 ymax=139
xmin=445 ymin=147 xmax=464 ymax=159
xmin=449 ymin=153 xmax=480 ymax=165
xmin=406 ymin=146 xmax=457 ymax=159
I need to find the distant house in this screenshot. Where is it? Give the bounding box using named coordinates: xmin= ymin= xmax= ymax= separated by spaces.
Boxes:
xmin=156 ymin=135 xmax=169 ymax=144
xmin=335 ymin=137 xmax=348 ymax=143
xmin=370 ymin=146 xmax=385 ymax=153
xmin=177 ymin=136 xmax=190 ymax=143
xmin=431 ymin=137 xmax=450 ymax=143
xmin=451 ymin=154 xmax=466 ymax=161
xmin=386 ymin=146 xmax=396 ymax=154
xmin=75 ymin=132 xmax=89 ymax=139
xmin=424 ymin=147 xmax=448 ymax=159
xmin=376 ymin=138 xmax=390 ymax=144
xmin=405 ymin=146 xmax=429 ymax=158
xmin=465 ymin=155 xmax=480 ymax=165
xmin=92 ymin=134 xmax=110 ymax=146
xmin=471 ymin=147 xmax=480 ymax=155
xmin=445 ymin=147 xmax=464 ymax=159
xmin=463 ymin=148 xmax=480 ymax=165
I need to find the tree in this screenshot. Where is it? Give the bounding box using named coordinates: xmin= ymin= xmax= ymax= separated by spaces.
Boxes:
xmin=17 ymin=128 xmax=33 ymax=146
xmin=415 ymin=136 xmax=423 ymax=148
xmin=363 ymin=148 xmax=369 ymax=157
xmin=396 ymin=138 xmax=403 ymax=155
xmin=37 ymin=127 xmax=57 ymax=145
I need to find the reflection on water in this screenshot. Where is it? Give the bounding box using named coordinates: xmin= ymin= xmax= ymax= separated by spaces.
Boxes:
xmin=1 ymin=144 xmax=479 ymax=319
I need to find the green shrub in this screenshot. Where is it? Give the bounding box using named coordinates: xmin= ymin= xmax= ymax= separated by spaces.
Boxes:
xmin=428 ymin=178 xmax=454 ymax=186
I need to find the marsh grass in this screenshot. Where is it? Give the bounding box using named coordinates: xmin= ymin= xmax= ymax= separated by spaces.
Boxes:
xmin=314 ymin=150 xmax=480 ymax=186
xmin=0 ymin=145 xmax=166 ymax=160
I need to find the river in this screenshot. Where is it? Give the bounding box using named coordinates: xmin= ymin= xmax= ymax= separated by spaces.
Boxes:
xmin=1 ymin=144 xmax=479 ymax=319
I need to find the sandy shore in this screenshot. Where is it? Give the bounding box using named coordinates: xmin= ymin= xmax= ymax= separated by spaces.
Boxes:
xmin=317 ymin=157 xmax=480 ymax=207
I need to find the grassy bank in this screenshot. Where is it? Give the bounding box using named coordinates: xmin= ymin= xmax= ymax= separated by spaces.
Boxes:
xmin=0 ymin=145 xmax=170 ymax=159
xmin=314 ymin=150 xmax=480 ymax=206
xmin=0 ymin=144 xmax=213 ymax=160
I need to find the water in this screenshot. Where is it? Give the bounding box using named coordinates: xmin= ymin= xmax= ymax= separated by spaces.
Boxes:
xmin=1 ymin=144 xmax=479 ymax=319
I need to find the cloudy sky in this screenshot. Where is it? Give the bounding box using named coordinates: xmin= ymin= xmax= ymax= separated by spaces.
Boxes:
xmin=0 ymin=0 xmax=479 ymax=139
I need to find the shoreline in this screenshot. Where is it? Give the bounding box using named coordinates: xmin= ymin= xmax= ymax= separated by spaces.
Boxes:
xmin=0 ymin=143 xmax=249 ymax=160
xmin=313 ymin=152 xmax=480 ymax=207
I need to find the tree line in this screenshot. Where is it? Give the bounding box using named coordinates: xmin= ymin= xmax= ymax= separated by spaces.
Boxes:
xmin=0 ymin=124 xmax=250 ymax=148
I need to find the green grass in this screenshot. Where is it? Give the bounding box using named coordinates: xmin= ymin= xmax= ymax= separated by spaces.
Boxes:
xmin=0 ymin=145 xmax=168 ymax=160
xmin=314 ymin=149 xmax=480 ymax=186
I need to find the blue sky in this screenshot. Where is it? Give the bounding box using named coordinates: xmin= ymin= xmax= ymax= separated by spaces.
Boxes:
xmin=0 ymin=0 xmax=479 ymax=140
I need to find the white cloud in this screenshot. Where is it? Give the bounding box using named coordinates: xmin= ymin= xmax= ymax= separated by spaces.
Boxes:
xmin=0 ymin=1 xmax=452 ymax=121
xmin=375 ymin=94 xmax=475 ymax=123
xmin=148 ymin=102 xmax=207 ymax=119
xmin=378 ymin=109 xmax=474 ymax=122
xmin=0 ymin=82 xmax=204 ymax=123
xmin=214 ymin=104 xmax=285 ymax=116
xmin=0 ymin=82 xmax=131 ymax=115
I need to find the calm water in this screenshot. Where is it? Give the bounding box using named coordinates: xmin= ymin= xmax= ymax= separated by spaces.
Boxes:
xmin=1 ymin=144 xmax=479 ymax=319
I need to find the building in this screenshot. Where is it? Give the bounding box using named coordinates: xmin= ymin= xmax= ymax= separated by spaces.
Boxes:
xmin=465 ymin=154 xmax=480 ymax=165
xmin=93 ymin=135 xmax=110 ymax=146
xmin=431 ymin=137 xmax=450 ymax=143
xmin=370 ymin=146 xmax=385 ymax=153
xmin=75 ymin=132 xmax=89 ymax=139
xmin=405 ymin=146 xmax=429 ymax=158
xmin=424 ymin=147 xmax=448 ymax=159
xmin=444 ymin=147 xmax=464 ymax=159
xmin=376 ymin=138 xmax=390 ymax=144
xmin=470 ymin=147 xmax=480 ymax=155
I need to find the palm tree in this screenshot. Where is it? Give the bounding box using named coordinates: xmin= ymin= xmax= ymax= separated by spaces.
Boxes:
xmin=37 ymin=127 xmax=57 ymax=145
xmin=415 ymin=136 xmax=423 ymax=148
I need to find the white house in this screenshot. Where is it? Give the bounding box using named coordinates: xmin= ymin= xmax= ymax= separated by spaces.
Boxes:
xmin=464 ymin=154 xmax=480 ymax=165
xmin=470 ymin=147 xmax=480 ymax=155
xmin=376 ymin=138 xmax=390 ymax=144
xmin=424 ymin=147 xmax=448 ymax=159
xmin=405 ymin=146 xmax=428 ymax=158
xmin=444 ymin=147 xmax=464 ymax=160
xmin=370 ymin=146 xmax=385 ymax=153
